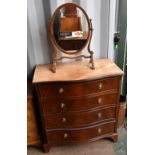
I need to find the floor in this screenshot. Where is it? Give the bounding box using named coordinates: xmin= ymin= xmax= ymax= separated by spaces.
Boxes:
xmin=28 ymin=128 xmax=126 ymax=155
xmin=113 ymin=128 xmax=127 ymax=155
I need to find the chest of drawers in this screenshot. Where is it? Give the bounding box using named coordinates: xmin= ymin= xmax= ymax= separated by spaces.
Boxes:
xmin=33 ymin=59 xmax=123 ymax=152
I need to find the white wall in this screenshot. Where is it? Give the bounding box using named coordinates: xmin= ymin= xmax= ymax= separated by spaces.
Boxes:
xmin=108 ymin=0 xmax=117 ymax=61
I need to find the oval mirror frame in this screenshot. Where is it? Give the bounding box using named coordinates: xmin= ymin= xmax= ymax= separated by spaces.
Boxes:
xmin=50 ymin=3 xmax=91 ymax=55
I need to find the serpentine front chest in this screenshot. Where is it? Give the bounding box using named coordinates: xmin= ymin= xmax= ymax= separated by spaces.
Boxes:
xmin=32 ymin=59 xmax=123 ymax=152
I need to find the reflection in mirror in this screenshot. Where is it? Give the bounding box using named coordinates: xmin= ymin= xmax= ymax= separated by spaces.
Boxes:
xmin=53 ymin=4 xmax=89 ymax=52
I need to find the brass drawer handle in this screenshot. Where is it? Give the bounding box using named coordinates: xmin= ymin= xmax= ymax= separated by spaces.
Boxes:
xmin=98 ymin=128 xmax=102 ymax=134
xmin=60 ymin=103 xmax=65 ymax=109
xmin=59 ymin=88 xmax=64 ymax=94
xmin=64 ymin=133 xmax=68 ymax=138
xmin=98 ymin=113 xmax=102 ymax=118
xmin=98 ymin=98 xmax=102 ymax=104
xmin=62 ymin=117 xmax=67 ymax=123
xmin=98 ymin=83 xmax=103 ymax=90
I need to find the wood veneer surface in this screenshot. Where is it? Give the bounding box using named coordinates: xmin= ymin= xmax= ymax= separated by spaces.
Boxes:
xmin=32 ymin=58 xmax=123 ymax=152
xmin=33 ymin=59 xmax=123 ymax=83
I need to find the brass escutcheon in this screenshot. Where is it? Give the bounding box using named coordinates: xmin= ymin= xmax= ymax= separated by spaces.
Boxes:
xmin=98 ymin=98 xmax=102 ymax=104
xmin=98 ymin=83 xmax=103 ymax=90
xmin=64 ymin=133 xmax=68 ymax=138
xmin=62 ymin=117 xmax=67 ymax=123
xmin=98 ymin=128 xmax=102 ymax=134
xmin=60 ymin=103 xmax=65 ymax=108
xmin=59 ymin=88 xmax=64 ymax=94
xmin=98 ymin=113 xmax=102 ymax=118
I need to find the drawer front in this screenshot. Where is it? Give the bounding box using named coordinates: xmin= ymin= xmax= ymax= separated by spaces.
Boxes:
xmin=42 ymin=93 xmax=118 ymax=114
xmin=46 ymin=121 xmax=115 ymax=144
xmin=38 ymin=77 xmax=120 ymax=97
xmin=44 ymin=107 xmax=116 ymax=129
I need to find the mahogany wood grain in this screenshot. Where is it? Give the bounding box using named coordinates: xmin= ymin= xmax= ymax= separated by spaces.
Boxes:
xmin=59 ymin=39 xmax=87 ymax=51
xmin=41 ymin=92 xmax=118 ymax=114
xmin=44 ymin=106 xmax=116 ymax=128
xmin=60 ymin=17 xmax=82 ymax=32
xmin=42 ymin=133 xmax=118 ymax=152
xmin=110 ymin=134 xmax=118 ymax=142
xmin=46 ymin=121 xmax=116 ymax=145
xmin=63 ymin=4 xmax=78 ymax=17
xmin=38 ymin=77 xmax=120 ymax=97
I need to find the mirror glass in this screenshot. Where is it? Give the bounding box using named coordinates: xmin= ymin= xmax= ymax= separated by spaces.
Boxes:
xmin=53 ymin=4 xmax=89 ymax=52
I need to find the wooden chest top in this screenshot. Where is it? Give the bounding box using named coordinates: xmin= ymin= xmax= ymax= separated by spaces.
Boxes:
xmin=32 ymin=59 xmax=123 ymax=84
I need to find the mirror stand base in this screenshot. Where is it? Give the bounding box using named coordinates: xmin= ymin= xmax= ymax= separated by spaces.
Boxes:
xmin=51 ymin=62 xmax=56 ymax=73
xmin=90 ymin=62 xmax=95 ymax=70
xmin=89 ymin=57 xmax=95 ymax=70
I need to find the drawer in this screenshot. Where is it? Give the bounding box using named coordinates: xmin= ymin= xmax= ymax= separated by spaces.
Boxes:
xmin=42 ymin=92 xmax=118 ymax=114
xmin=38 ymin=77 xmax=120 ymax=97
xmin=46 ymin=121 xmax=115 ymax=144
xmin=44 ymin=106 xmax=116 ymax=129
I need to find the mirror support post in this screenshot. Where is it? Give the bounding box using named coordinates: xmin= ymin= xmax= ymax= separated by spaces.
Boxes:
xmin=88 ymin=19 xmax=95 ymax=70
xmin=51 ymin=60 xmax=56 ymax=73
xmin=48 ymin=20 xmax=57 ymax=73
xmin=51 ymin=49 xmax=57 ymax=73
